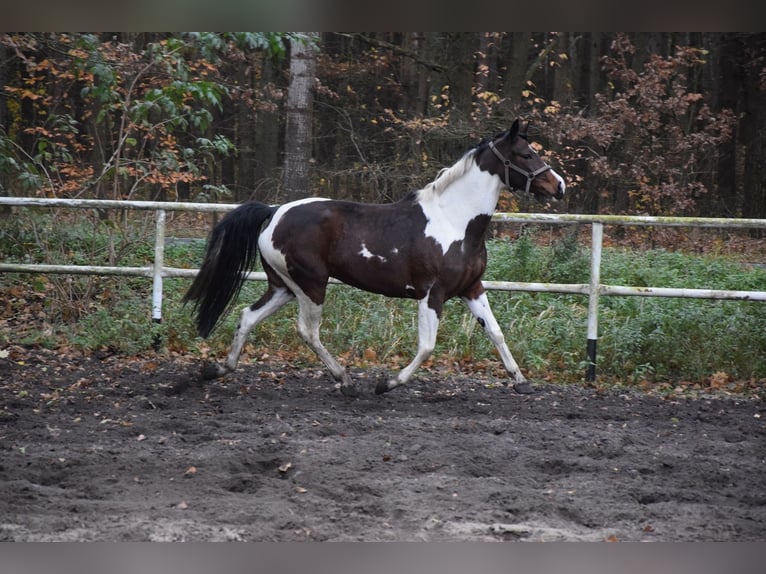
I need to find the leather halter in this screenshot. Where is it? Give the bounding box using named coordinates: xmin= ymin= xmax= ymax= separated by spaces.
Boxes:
xmin=487 ymin=139 xmax=552 ymax=195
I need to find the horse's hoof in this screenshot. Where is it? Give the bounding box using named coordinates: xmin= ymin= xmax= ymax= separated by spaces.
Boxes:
xmin=375 ymin=379 xmax=395 ymax=395
xmin=512 ymin=381 xmax=536 ymax=394
xmin=201 ymin=362 xmax=226 ymax=380
xmin=340 ymin=383 xmax=359 ymax=398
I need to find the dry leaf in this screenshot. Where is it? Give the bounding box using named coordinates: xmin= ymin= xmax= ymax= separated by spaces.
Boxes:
xmin=363 ymin=347 xmax=377 ymax=362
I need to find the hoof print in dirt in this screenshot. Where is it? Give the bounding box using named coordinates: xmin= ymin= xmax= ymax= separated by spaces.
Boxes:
xmin=166 ymin=376 xmax=203 ymax=395
xmin=166 ymin=379 xmax=189 ymax=395
xmin=339 ymin=384 xmax=360 ymax=398
xmin=0 ymin=410 xmax=20 ymax=424
xmin=512 ymin=381 xmax=536 ymax=395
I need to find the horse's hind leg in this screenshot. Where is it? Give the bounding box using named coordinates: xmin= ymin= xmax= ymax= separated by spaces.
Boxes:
xmin=295 ymin=295 xmax=358 ymax=397
xmin=376 ymin=296 xmax=439 ymax=394
xmin=203 ymin=286 xmax=294 ymax=379
xmin=461 ymin=292 xmax=534 ymax=394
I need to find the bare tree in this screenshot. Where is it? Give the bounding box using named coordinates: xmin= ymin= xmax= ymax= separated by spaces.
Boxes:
xmin=282 ymin=33 xmax=318 ymax=202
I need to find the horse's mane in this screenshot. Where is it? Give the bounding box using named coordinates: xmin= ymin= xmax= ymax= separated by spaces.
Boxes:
xmin=416 ymin=148 xmax=479 ymax=202
xmin=415 ymin=130 xmax=509 ymax=202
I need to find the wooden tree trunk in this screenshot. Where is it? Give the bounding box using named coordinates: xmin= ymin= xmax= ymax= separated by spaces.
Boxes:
xmin=253 ymin=55 xmax=281 ymax=203
xmin=712 ymin=34 xmax=743 ymax=216
xmin=741 ymin=34 xmax=766 ymax=234
xmin=282 ymin=33 xmax=318 ymax=203
xmin=400 ymin=32 xmax=428 ymax=117
xmin=553 ymin=32 xmax=574 ymax=108
xmin=445 ymin=33 xmax=478 ymax=129
xmin=503 ymin=32 xmax=531 ymax=112
xmin=585 ymin=32 xmax=603 ymax=116
xmin=233 ymin=53 xmax=256 ymax=203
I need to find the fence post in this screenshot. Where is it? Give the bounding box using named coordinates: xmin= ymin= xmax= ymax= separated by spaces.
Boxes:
xmin=586 ymin=222 xmax=603 ymax=381
xmin=151 ymin=209 xmax=166 ymax=350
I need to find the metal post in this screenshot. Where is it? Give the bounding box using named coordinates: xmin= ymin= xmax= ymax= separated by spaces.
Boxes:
xmin=151 ymin=209 xmax=166 ymax=350
xmin=586 ymin=222 xmax=603 ymax=381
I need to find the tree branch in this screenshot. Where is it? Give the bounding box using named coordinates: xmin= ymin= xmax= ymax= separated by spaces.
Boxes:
xmin=333 ymin=33 xmax=445 ymax=73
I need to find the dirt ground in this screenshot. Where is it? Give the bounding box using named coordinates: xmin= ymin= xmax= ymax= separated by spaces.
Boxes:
xmin=1 ymin=346 xmax=764 ymax=542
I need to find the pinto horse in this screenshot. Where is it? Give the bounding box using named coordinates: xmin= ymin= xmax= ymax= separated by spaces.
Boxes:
xmin=183 ymin=119 xmax=565 ymax=397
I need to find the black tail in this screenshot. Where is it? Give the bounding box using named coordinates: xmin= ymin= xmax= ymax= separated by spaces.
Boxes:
xmin=182 ymin=201 xmax=278 ymax=338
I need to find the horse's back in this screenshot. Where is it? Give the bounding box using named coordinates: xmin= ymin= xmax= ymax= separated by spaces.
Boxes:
xmin=269 ymin=197 xmax=424 ymax=251
xmin=259 ymin=196 xmax=488 ymax=303
xmin=260 ymin=197 xmax=435 ymax=299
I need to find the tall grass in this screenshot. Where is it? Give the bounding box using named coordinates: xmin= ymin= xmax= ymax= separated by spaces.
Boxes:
xmin=2 ymin=217 xmax=765 ymax=384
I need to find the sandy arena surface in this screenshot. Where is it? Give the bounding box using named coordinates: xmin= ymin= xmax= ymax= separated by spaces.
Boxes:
xmin=1 ymin=347 xmax=764 ymax=541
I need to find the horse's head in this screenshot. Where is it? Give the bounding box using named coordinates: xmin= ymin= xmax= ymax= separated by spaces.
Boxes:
xmin=479 ymin=119 xmax=566 ymax=201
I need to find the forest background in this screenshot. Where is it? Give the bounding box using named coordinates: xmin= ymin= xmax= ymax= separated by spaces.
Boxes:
xmin=1 ymin=32 xmax=765 ymax=222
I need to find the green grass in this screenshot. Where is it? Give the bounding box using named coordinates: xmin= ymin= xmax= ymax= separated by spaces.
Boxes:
xmin=2 ymin=217 xmax=766 ymax=385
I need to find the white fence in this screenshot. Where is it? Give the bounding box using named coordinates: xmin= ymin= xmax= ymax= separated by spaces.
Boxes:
xmin=2 ymin=197 xmax=766 ymax=380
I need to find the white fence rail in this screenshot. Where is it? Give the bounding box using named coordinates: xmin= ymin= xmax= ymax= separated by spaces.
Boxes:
xmin=2 ymin=197 xmax=765 ymax=380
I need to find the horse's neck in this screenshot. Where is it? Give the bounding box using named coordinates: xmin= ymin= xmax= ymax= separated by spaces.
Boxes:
xmin=421 ymin=165 xmax=502 ymax=222
xmin=417 ymin=165 xmax=501 ymax=254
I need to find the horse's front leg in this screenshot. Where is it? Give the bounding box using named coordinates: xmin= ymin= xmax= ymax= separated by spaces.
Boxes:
xmin=202 ymin=287 xmax=294 ymax=379
xmin=461 ymin=291 xmax=534 ymax=394
xmin=376 ymin=296 xmax=440 ymax=394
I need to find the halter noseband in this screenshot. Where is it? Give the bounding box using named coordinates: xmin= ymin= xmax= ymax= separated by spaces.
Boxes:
xmin=487 ymin=140 xmax=552 ymax=195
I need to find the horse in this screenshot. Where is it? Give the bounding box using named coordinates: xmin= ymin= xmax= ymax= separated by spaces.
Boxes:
xmin=183 ymin=119 xmax=565 ymax=397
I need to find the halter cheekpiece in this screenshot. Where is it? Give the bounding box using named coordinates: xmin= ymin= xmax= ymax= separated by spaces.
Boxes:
xmin=487 ymin=140 xmax=552 ymax=195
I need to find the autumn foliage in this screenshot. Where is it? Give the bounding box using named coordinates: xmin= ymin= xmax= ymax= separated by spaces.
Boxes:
xmin=0 ymin=33 xmax=281 ymax=202
xmin=553 ymin=36 xmax=736 ymax=215
xmin=1 ymin=33 xmax=763 ymax=218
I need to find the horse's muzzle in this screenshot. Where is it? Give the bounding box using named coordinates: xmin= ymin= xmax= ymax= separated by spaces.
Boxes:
xmin=549 ymin=169 xmax=566 ymax=200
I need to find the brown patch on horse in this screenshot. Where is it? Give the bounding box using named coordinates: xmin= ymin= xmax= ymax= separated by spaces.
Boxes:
xmin=272 ymin=198 xmax=442 ymax=304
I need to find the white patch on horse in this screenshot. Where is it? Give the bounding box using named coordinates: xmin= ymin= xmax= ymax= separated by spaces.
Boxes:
xmin=359 ymin=243 xmax=387 ymax=263
xmin=417 ymin=160 xmax=502 ymax=254
xmin=259 ymin=198 xmax=332 ymax=284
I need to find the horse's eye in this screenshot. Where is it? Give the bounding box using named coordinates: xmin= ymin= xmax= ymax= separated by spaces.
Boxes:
xmin=523 ymin=153 xmax=533 ymax=160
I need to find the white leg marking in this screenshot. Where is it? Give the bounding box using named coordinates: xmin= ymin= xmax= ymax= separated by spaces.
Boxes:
xmin=462 ymin=293 xmax=526 ymax=384
xmin=296 ymin=295 xmax=356 ymax=393
xmin=223 ymin=288 xmax=294 ymax=372
xmin=381 ymin=297 xmax=439 ymax=393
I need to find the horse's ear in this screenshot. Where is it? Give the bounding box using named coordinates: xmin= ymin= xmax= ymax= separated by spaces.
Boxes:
xmin=509 ymin=118 xmax=520 ymax=140
xmin=522 ymin=120 xmax=531 ymax=138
